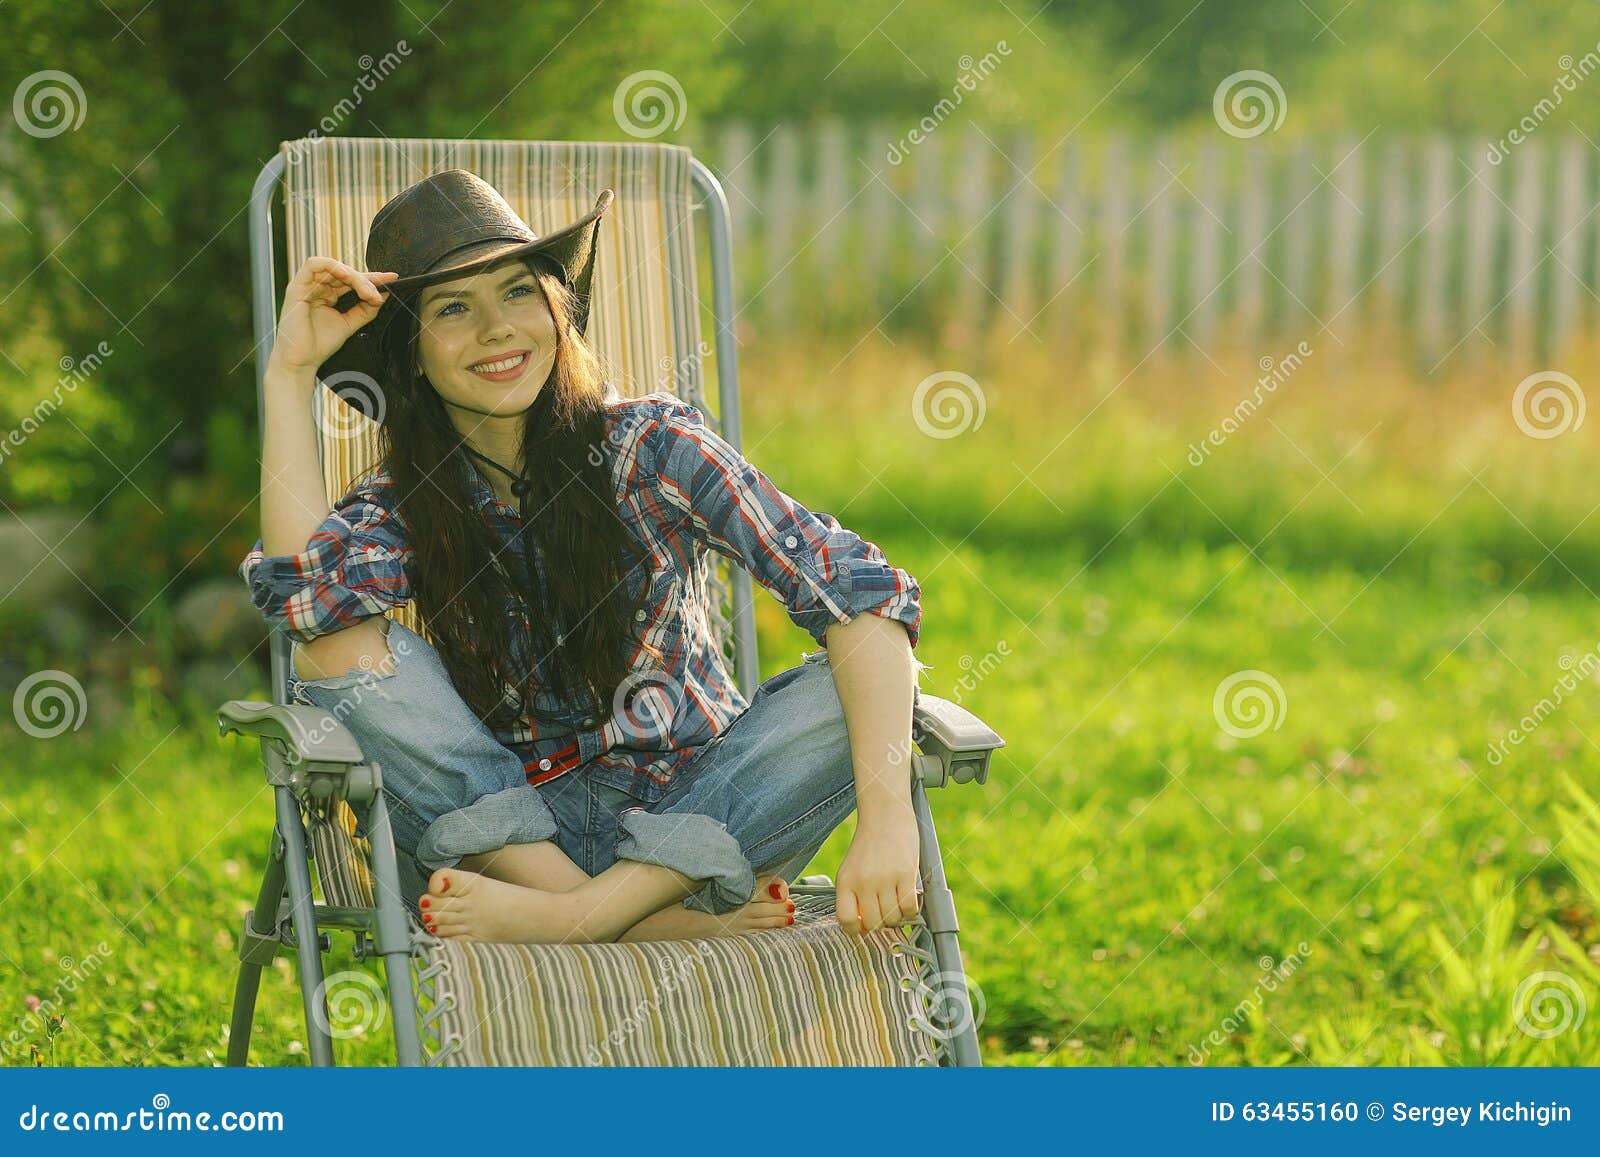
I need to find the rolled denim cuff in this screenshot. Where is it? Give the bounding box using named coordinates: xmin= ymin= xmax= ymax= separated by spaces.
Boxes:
xmin=413 ymin=783 xmax=559 ymax=872
xmin=613 ymin=807 xmax=755 ymax=915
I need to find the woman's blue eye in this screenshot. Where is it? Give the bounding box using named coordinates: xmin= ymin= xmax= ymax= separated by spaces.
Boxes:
xmin=436 ymin=283 xmax=535 ymax=316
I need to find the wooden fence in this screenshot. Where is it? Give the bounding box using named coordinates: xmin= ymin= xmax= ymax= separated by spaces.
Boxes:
xmin=692 ymin=120 xmax=1600 ymax=363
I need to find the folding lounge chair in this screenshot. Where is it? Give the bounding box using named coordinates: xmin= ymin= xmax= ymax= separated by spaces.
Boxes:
xmin=218 ymin=136 xmax=1004 ymax=1066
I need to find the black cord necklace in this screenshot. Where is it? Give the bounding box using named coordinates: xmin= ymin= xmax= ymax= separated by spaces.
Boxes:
xmin=461 ymin=442 xmax=532 ymax=508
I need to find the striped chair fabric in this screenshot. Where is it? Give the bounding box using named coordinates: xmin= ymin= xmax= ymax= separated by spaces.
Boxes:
xmin=418 ymin=892 xmax=942 ymax=1066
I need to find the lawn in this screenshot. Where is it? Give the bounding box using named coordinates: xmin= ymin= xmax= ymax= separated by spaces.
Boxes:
xmin=5 ymin=334 xmax=1600 ymax=1066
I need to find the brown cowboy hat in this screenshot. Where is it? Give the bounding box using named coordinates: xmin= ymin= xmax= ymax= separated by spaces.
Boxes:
xmin=314 ymin=168 xmax=614 ymax=409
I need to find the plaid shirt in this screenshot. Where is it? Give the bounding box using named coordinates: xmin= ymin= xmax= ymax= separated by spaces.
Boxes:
xmin=240 ymin=391 xmax=921 ymax=802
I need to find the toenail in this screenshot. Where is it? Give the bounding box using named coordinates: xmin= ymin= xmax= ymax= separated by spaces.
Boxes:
xmin=420 ymin=898 xmax=429 ymax=909
xmin=441 ymin=876 xmax=451 ymax=891
xmin=786 ymin=915 xmax=794 ymax=925
xmin=768 ymin=882 xmax=782 ymax=900
xmin=786 ymin=902 xmax=795 ymax=912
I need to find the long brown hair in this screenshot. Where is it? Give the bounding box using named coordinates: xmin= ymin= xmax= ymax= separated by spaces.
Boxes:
xmin=372 ymin=260 xmax=650 ymax=729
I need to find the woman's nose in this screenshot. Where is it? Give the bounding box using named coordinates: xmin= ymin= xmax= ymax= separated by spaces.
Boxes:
xmin=479 ymin=313 xmax=515 ymax=343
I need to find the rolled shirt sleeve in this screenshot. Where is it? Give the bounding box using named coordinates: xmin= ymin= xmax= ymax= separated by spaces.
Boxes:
xmin=646 ymin=396 xmax=922 ymax=650
xmin=238 ymin=481 xmax=413 ymax=643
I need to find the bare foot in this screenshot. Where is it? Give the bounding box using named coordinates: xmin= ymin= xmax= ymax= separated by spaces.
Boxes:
xmin=619 ymin=875 xmax=796 ymax=942
xmin=420 ymin=867 xmax=608 ymax=944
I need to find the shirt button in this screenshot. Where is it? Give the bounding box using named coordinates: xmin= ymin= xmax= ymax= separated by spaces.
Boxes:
xmin=784 ymin=534 xmax=799 ymax=549
xmin=634 ymin=609 xmax=647 ymax=621
xmin=538 ymin=758 xmax=552 ymax=771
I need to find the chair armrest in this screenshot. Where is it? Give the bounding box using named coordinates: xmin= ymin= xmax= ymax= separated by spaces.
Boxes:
xmin=912 ymin=695 xmax=1003 ymax=787
xmin=217 ymin=699 xmax=378 ymax=803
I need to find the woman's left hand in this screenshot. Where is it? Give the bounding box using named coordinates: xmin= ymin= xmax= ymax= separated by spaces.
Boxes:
xmin=836 ymin=808 xmax=921 ymax=935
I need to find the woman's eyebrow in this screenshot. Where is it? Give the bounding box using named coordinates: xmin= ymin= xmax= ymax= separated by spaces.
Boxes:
xmin=425 ymin=268 xmax=530 ymax=305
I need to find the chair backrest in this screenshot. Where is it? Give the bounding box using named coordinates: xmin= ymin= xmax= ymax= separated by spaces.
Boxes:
xmin=277 ymin=135 xmax=736 ymax=653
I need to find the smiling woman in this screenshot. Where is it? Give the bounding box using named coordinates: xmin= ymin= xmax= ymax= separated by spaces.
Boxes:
xmin=239 ymin=169 xmax=926 ymax=948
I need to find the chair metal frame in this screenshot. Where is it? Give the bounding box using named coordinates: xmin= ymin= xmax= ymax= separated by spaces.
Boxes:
xmin=221 ymin=142 xmax=1002 ymax=1067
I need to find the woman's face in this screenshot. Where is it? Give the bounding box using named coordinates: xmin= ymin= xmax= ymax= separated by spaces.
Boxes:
xmin=415 ymin=259 xmax=559 ymax=419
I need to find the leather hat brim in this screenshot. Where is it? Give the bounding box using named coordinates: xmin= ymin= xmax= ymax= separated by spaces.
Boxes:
xmin=312 ymin=188 xmax=614 ymax=412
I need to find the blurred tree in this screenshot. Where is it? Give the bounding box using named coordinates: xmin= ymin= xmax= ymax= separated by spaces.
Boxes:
xmin=0 ymin=0 xmax=733 ymax=505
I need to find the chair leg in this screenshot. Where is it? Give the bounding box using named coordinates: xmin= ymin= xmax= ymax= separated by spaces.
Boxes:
xmin=275 ymin=787 xmax=336 ymax=1066
xmin=364 ymin=784 xmax=424 ymax=1066
xmin=226 ymin=828 xmax=289 ymax=1067
xmin=911 ymin=779 xmax=983 ymax=1067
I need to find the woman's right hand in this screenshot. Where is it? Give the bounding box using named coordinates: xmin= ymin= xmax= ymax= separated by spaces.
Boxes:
xmin=268 ymin=257 xmax=399 ymax=378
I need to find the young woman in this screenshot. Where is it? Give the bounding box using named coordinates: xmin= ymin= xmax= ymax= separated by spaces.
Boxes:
xmin=242 ymin=172 xmax=926 ymax=946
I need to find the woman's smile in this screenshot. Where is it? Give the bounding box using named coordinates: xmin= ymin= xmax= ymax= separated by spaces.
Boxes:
xmin=468 ymin=349 xmax=533 ymax=382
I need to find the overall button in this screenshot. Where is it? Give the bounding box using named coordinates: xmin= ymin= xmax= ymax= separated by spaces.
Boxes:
xmin=634 ymin=609 xmax=647 ymax=621
xmin=538 ymin=758 xmax=552 ymax=771
xmin=582 ymin=717 xmax=597 ymax=728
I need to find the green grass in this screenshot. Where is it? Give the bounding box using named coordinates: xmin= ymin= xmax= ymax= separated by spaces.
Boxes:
xmin=6 ymin=336 xmax=1600 ymax=1065
xmin=5 ymin=534 xmax=1600 ymax=1066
